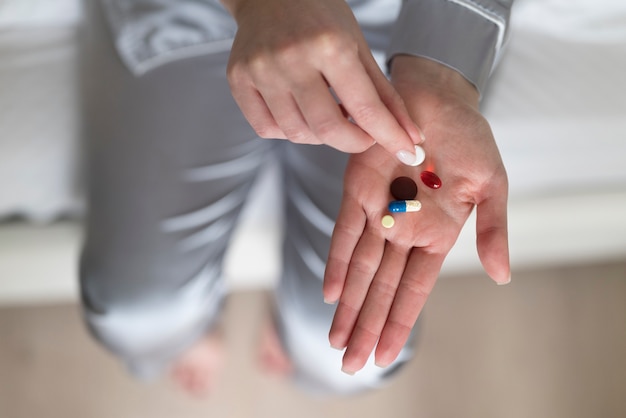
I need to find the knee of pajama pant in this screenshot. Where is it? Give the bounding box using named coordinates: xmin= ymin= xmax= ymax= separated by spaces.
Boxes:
xmin=274 ymin=297 xmax=417 ymax=396
xmin=277 ymin=145 xmax=417 ymax=395
xmin=274 ymin=251 xmax=418 ymax=396
xmin=79 ymin=254 xmax=226 ymax=379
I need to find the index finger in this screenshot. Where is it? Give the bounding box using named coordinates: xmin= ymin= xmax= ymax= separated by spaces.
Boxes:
xmin=323 ymin=51 xmax=424 ymax=165
xmin=323 ymin=195 xmax=366 ymax=304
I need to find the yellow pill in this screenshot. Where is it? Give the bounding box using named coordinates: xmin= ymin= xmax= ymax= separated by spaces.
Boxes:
xmin=381 ymin=215 xmax=395 ymax=229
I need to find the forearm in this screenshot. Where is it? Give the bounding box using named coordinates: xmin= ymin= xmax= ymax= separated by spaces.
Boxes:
xmin=387 ymin=0 xmax=515 ymax=96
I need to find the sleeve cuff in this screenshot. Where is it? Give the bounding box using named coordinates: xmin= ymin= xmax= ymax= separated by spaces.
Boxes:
xmin=387 ymin=0 xmax=511 ymax=95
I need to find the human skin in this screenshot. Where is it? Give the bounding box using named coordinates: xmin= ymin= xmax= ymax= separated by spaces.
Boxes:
xmin=220 ymin=0 xmax=424 ymax=164
xmin=324 ymin=55 xmax=511 ymax=374
xmin=219 ymin=0 xmax=510 ymax=374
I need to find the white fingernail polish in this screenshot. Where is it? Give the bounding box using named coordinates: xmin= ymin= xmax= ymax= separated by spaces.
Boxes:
xmin=413 ymin=144 xmax=426 ymax=166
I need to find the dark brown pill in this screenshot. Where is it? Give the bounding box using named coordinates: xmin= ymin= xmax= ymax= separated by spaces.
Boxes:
xmin=390 ymin=176 xmax=418 ymax=200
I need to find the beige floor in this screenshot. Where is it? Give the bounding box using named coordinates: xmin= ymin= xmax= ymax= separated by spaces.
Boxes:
xmin=1 ymin=260 xmax=625 ymax=418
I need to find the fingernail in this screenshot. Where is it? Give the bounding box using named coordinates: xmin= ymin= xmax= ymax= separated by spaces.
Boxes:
xmin=341 ymin=367 xmax=355 ymax=376
xmin=324 ymin=298 xmax=336 ymax=305
xmin=497 ymin=274 xmax=512 ymax=286
xmin=417 ymin=126 xmax=426 ymax=143
xmin=375 ymin=361 xmax=388 ymax=368
xmin=397 ymin=145 xmax=425 ymax=167
xmin=407 ymin=122 xmax=426 ymax=144
xmin=330 ymin=343 xmax=344 ymax=351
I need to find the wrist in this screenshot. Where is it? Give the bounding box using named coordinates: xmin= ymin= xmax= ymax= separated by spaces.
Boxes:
xmin=390 ymin=55 xmax=480 ymax=109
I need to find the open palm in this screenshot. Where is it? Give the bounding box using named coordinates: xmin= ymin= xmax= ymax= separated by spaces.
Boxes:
xmin=323 ymin=75 xmax=510 ymax=374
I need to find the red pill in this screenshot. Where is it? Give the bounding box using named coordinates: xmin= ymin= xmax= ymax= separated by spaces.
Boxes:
xmin=420 ymin=171 xmax=442 ymax=189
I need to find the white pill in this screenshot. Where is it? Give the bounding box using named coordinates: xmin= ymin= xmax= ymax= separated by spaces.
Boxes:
xmin=412 ymin=145 xmax=426 ymax=167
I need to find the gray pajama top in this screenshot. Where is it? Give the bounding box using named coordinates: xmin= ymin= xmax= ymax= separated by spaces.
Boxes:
xmin=101 ymin=0 xmax=514 ymax=94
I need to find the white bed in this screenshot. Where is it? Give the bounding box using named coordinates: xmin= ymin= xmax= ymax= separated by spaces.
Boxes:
xmin=1 ymin=0 xmax=625 ymax=305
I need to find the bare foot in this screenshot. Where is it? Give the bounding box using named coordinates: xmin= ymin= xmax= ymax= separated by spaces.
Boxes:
xmin=169 ymin=331 xmax=224 ymax=397
xmin=258 ymin=317 xmax=293 ymax=378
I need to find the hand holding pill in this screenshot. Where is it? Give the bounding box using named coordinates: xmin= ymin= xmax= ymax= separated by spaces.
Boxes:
xmin=223 ymin=0 xmax=425 ymax=162
xmin=324 ymin=57 xmax=510 ymax=375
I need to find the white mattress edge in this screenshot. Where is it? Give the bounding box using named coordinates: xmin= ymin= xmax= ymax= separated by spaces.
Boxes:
xmin=1 ymin=190 xmax=626 ymax=305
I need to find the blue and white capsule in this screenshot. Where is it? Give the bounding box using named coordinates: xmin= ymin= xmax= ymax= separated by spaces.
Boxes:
xmin=388 ymin=200 xmax=422 ymax=213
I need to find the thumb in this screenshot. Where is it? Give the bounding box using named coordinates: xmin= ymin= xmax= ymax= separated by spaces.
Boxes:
xmin=475 ymin=182 xmax=511 ymax=285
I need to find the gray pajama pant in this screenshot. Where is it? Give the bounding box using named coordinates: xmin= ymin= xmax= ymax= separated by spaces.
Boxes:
xmin=78 ymin=0 xmax=415 ymax=394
